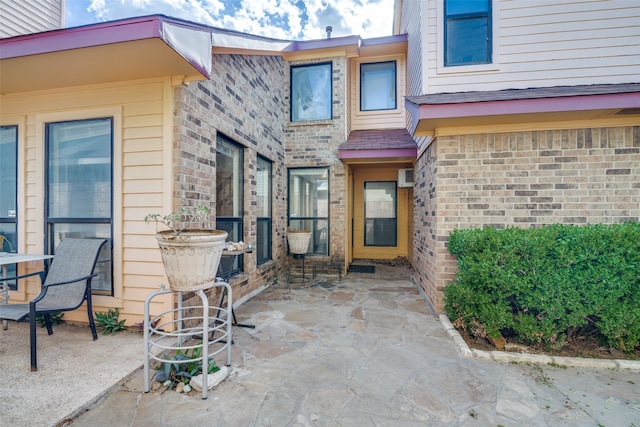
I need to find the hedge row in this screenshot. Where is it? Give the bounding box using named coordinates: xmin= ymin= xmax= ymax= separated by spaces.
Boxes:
xmin=444 ymin=223 xmax=640 ymax=351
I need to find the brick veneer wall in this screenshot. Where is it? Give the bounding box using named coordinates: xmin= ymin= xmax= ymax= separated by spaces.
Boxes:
xmin=414 ymin=126 xmax=640 ymax=312
xmin=173 ymin=54 xmax=287 ymax=306
xmin=284 ymin=57 xmax=348 ymax=272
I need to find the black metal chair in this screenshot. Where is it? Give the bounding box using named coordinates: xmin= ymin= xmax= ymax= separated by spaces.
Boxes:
xmin=0 ymin=238 xmax=107 ymax=371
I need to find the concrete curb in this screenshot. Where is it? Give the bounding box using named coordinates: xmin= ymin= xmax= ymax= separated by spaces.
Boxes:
xmin=439 ymin=314 xmax=640 ymax=370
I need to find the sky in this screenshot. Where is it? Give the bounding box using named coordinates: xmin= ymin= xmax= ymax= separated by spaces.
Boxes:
xmin=65 ymin=0 xmax=396 ymax=41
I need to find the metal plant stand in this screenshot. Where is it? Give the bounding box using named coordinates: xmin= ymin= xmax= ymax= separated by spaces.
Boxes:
xmin=143 ymin=281 xmax=232 ymax=399
xmin=287 ymin=253 xmax=315 ymax=283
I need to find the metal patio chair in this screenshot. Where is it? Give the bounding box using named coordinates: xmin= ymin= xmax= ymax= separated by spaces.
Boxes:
xmin=0 ymin=238 xmax=107 ymax=371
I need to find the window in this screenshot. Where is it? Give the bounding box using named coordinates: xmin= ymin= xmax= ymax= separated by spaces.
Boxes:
xmin=256 ymin=157 xmax=272 ymax=265
xmin=0 ymin=126 xmax=18 ymax=288
xmin=46 ymin=118 xmax=113 ymax=294
xmin=288 ymin=168 xmax=329 ymax=255
xmin=444 ymin=0 xmax=491 ymax=66
xmin=364 ymin=182 xmax=397 ymax=246
xmin=216 ymin=135 xmax=244 ymax=273
xmin=360 ymin=61 xmax=397 ymax=111
xmin=290 ymin=63 xmax=332 ymax=122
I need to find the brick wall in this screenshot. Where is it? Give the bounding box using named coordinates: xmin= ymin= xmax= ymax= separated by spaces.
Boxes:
xmin=284 ymin=57 xmax=348 ymax=271
xmin=412 ymin=140 xmax=438 ymax=312
xmin=414 ymin=126 xmax=640 ymax=311
xmin=173 ymin=54 xmax=287 ymax=306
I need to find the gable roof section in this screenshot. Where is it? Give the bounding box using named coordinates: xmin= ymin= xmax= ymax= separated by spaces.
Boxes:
xmin=406 ymin=83 xmax=640 ymax=136
xmin=339 ymin=128 xmax=417 ymax=160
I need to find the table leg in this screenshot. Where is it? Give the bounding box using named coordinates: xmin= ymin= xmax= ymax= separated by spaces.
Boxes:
xmin=2 ymin=265 xmax=8 ymax=330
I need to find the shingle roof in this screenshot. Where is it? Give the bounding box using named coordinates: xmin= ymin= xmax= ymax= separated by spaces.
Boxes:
xmin=339 ymin=128 xmax=416 ymax=151
xmin=406 ymin=83 xmax=640 ymax=106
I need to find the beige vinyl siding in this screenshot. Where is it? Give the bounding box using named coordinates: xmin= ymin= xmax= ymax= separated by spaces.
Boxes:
xmin=350 ymin=55 xmax=407 ymax=131
xmin=0 ymin=0 xmax=65 ymax=38
xmin=425 ymin=0 xmax=640 ymax=93
xmin=0 ymin=78 xmax=174 ymax=326
xmin=398 ymin=0 xmax=426 ymax=133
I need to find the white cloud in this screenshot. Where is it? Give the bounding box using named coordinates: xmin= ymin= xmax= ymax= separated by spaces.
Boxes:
xmin=81 ymin=0 xmax=394 ymax=40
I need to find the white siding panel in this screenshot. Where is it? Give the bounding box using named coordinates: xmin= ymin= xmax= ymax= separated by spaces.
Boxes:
xmin=0 ymin=0 xmax=64 ymax=38
xmin=422 ymin=0 xmax=640 ymax=94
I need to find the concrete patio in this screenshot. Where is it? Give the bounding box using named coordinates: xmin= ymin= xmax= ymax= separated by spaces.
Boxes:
xmin=2 ymin=265 xmax=639 ymax=426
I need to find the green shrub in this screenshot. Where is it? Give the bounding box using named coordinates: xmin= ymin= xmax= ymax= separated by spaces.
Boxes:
xmin=444 ymin=223 xmax=640 ymax=351
xmin=94 ymin=308 xmax=127 ymax=334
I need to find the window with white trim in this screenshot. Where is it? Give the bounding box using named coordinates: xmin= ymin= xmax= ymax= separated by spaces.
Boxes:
xmin=444 ymin=0 xmax=492 ymax=67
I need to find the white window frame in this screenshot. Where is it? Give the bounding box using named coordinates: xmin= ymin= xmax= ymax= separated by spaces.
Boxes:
xmin=437 ymin=0 xmax=500 ymax=74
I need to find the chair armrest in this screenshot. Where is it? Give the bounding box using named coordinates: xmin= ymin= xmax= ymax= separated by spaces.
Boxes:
xmin=42 ymin=273 xmax=98 ymax=288
xmin=0 ymin=270 xmax=45 ymax=283
xmin=31 ymin=273 xmax=98 ymax=304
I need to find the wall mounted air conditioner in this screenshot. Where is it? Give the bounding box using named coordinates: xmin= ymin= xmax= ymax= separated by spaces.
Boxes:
xmin=397 ymin=168 xmax=414 ymax=187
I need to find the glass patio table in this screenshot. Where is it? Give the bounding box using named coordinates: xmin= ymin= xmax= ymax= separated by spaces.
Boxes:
xmin=0 ymin=253 xmax=53 ymax=329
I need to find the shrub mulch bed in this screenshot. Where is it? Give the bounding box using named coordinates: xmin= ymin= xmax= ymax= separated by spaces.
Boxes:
xmin=457 ymin=327 xmax=640 ymax=361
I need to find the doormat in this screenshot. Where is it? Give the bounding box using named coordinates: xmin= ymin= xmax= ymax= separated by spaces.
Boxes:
xmin=348 ymin=264 xmax=375 ymax=273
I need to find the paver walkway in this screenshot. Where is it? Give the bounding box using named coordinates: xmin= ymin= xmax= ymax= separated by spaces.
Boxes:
xmin=71 ymin=267 xmax=640 ymax=426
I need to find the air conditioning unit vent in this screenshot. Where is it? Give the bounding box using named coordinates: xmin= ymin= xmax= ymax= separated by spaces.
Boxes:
xmin=397 ymin=168 xmax=414 ymax=187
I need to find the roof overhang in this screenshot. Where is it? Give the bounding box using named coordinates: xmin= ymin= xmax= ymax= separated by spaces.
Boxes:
xmin=406 ymin=84 xmax=640 ymax=136
xmin=212 ymin=33 xmax=407 ymax=60
xmin=339 ymin=128 xmax=417 ymax=163
xmin=0 ymin=15 xmax=213 ymax=95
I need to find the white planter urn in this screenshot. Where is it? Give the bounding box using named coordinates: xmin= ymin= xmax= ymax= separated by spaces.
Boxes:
xmin=287 ymin=230 xmax=312 ymax=255
xmin=155 ymin=229 xmax=228 ymax=292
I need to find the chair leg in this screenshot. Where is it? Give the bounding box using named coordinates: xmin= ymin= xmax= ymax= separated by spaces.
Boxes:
xmin=86 ymin=286 xmax=98 ymax=341
xmin=30 ymin=302 xmax=38 ymax=371
xmin=44 ymin=313 xmax=54 ymax=335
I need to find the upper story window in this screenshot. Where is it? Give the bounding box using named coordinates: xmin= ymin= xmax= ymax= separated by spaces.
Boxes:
xmin=360 ymin=61 xmax=397 ymax=111
xmin=290 ymin=63 xmax=332 ymax=122
xmin=444 ymin=0 xmax=492 ymax=67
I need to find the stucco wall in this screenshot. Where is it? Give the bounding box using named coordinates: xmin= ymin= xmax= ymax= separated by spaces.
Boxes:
xmin=414 ymin=126 xmax=640 ymax=311
xmin=173 ymin=54 xmax=287 ymax=306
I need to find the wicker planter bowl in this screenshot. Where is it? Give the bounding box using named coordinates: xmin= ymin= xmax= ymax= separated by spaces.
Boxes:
xmin=155 ymin=229 xmax=228 ymax=292
xmin=287 ymin=230 xmax=312 ymax=255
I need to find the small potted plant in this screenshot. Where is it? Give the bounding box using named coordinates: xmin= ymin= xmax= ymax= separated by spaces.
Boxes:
xmin=286 ymin=227 xmax=312 ymax=255
xmin=145 ymin=206 xmax=227 ymax=292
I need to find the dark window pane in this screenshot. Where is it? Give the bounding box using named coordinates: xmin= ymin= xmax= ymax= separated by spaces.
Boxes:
xmin=364 ymin=182 xmax=397 ymax=247
xmin=288 ymin=168 xmax=329 ymax=256
xmin=256 ymin=157 xmax=272 ymax=265
xmin=216 ymin=136 xmax=244 ymax=218
xmin=446 ymin=17 xmax=490 ymax=65
xmin=47 ymin=119 xmax=112 ymax=219
xmin=256 ymin=218 xmax=271 ymax=265
xmin=46 ymin=118 xmax=113 ymax=295
xmin=445 ymin=0 xmax=491 ymax=66
xmin=446 ymin=0 xmax=489 ymax=15
xmin=0 ymin=126 xmax=17 ymax=220
xmin=291 ymin=63 xmax=332 ymax=122
xmin=361 ymin=61 xmax=397 ymax=111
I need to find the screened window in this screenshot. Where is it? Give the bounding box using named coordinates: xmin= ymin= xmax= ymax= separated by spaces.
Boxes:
xmin=1 ymin=126 xmax=18 ymax=288
xmin=256 ymin=157 xmax=272 ymax=265
xmin=216 ymin=135 xmax=244 ymax=274
xmin=364 ymin=181 xmax=397 ymax=247
xmin=360 ymin=61 xmax=397 ymax=111
xmin=46 ymin=118 xmax=113 ymax=294
xmin=288 ymin=168 xmax=329 ymax=255
xmin=290 ymin=63 xmax=332 ymax=122
xmin=444 ymin=0 xmax=491 ymax=66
